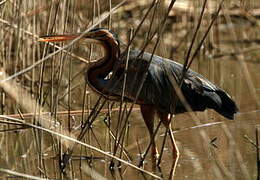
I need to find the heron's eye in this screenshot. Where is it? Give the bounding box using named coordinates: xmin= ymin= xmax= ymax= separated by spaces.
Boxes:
xmin=104 ymin=71 xmax=113 ymax=80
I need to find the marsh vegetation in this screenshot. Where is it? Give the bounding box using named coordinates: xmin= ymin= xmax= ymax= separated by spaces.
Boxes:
xmin=0 ymin=0 xmax=260 ymax=179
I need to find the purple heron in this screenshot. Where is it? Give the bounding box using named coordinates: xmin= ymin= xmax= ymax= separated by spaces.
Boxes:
xmin=40 ymin=27 xmax=238 ymax=171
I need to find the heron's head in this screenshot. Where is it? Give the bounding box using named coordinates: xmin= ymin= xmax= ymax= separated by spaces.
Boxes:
xmin=39 ymin=27 xmax=119 ymax=46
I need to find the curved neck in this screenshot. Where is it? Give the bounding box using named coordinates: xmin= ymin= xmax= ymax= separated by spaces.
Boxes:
xmin=87 ymin=39 xmax=120 ymax=93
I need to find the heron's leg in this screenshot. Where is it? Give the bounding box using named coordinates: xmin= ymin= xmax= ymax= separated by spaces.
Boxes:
xmin=140 ymin=105 xmax=158 ymax=160
xmin=158 ymin=113 xmax=179 ymax=174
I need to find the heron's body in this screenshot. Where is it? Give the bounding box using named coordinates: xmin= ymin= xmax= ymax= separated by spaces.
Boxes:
xmin=88 ymin=49 xmax=238 ymax=119
xmin=40 ymin=27 xmax=238 ymax=172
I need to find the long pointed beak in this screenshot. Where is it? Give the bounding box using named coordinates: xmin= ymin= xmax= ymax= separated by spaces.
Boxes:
xmin=39 ymin=34 xmax=80 ymax=42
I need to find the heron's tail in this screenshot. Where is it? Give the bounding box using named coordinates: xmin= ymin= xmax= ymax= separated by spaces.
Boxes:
xmin=210 ymin=90 xmax=239 ymax=120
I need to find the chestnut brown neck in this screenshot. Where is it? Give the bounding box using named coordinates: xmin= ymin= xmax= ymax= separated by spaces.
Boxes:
xmin=86 ymin=37 xmax=120 ymax=95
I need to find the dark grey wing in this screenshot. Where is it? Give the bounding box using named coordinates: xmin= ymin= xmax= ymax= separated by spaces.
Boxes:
xmin=111 ymin=50 xmax=238 ymax=119
xmin=180 ymin=73 xmax=238 ymax=119
xmin=131 ymin=50 xmax=238 ymax=119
